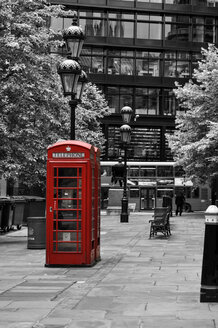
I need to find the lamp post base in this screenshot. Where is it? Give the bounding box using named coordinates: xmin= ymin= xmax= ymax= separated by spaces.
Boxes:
xmin=120 ymin=197 xmax=129 ymax=223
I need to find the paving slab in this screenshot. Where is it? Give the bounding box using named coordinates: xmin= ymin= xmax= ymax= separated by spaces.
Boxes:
xmin=0 ymin=212 xmax=218 ymax=327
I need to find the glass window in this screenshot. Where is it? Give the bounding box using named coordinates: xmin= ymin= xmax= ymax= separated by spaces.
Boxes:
xmin=57 ymin=189 xmax=79 ymax=199
xmin=165 ymin=0 xmax=190 ymax=3
xmin=107 ymin=126 xmax=121 ymax=158
xmin=165 ymin=15 xmax=190 ymax=42
xmin=107 ymin=87 xmax=119 ymax=113
xmin=192 ymin=23 xmax=204 ymax=42
xmin=92 ymin=56 xmax=104 ymax=73
xmin=165 ymin=128 xmax=174 ymax=161
xmin=131 ymin=128 xmax=161 ymax=160
xmin=164 ymin=52 xmax=190 ymax=78
xmin=107 ymin=126 xmax=161 ymax=161
xmin=157 ymin=166 xmax=173 ymax=177
xmin=108 ymin=13 xmax=134 ymax=38
xmin=164 ymin=52 xmax=177 ymax=77
xmin=163 ymin=89 xmax=176 ymax=115
xmin=120 ymin=88 xmax=133 ymax=109
xmin=80 ymin=47 xmax=105 ymax=74
xmin=201 ymin=188 xmax=208 ymax=200
xmin=80 ymin=55 xmax=91 ymax=73
xmin=192 ymin=52 xmax=202 ymax=71
xmin=108 ymin=95 xmax=119 ymax=113
xmin=57 ymin=210 xmax=78 ymax=220
xmin=136 ymin=51 xmax=161 ymax=77
xmin=149 ymin=52 xmax=161 ymax=76
xmin=128 ymin=167 xmax=140 ymax=177
xmin=107 ymin=86 xmax=133 ymax=113
xmin=135 ymin=88 xmax=160 ymax=115
xmin=92 ymin=20 xmax=106 ymax=37
xmin=140 ymin=167 xmax=156 ymax=177
xmin=192 ymin=16 xmax=216 ymax=43
xmin=107 ymin=50 xmax=134 ymax=75
xmin=58 ymin=168 xmax=77 ymax=177
xmin=107 ymin=51 xmax=120 ymax=74
xmin=130 ymin=189 xmax=140 ymax=198
xmin=121 ymin=58 xmax=134 ymax=75
xmin=138 ymin=0 xmax=162 ymax=2
xmin=137 ymin=22 xmax=162 ymax=40
xmin=191 ymin=187 xmax=200 ymax=198
xmin=205 ymin=19 xmax=215 ymax=42
xmin=122 ymin=21 xmax=134 ymax=38
xmin=79 ymin=11 xmax=106 ymax=37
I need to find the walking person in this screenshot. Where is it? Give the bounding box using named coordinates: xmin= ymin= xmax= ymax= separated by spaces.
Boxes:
xmin=175 ymin=192 xmax=185 ymax=216
xmin=111 ymin=157 xmax=124 ymax=187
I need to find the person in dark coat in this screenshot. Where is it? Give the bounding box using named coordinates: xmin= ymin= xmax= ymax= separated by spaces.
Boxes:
xmin=175 ymin=192 xmax=185 ymax=216
xmin=162 ymin=194 xmax=173 ymax=217
xmin=111 ymin=157 xmax=125 ymax=187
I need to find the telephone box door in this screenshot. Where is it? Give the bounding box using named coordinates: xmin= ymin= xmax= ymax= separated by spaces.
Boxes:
xmin=46 ymin=163 xmax=87 ymax=266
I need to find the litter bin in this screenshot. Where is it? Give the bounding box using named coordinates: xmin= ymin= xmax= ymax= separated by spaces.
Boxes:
xmin=1 ymin=198 xmax=14 ymax=232
xmin=27 ymin=217 xmax=46 ymax=249
xmin=11 ymin=196 xmax=26 ymax=230
xmin=23 ymin=196 xmax=46 ymax=225
xmin=0 ymin=197 xmax=8 ymax=230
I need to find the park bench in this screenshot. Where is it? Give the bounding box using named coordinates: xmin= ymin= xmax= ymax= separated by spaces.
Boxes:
xmin=149 ymin=206 xmax=171 ymax=238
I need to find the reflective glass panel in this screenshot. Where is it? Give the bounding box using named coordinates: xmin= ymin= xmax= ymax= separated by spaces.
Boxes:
xmin=58 ymin=199 xmax=78 ymax=209
xmin=57 ymin=221 xmax=77 ymax=230
xmin=140 ymin=167 xmax=156 ymax=177
xmin=122 ymin=22 xmax=134 ymax=38
xmin=128 ymin=167 xmax=140 ymax=177
xmin=58 ymin=168 xmax=77 ymax=177
xmin=58 ymin=178 xmax=77 ymax=188
xmin=157 ymin=166 xmax=173 ymax=177
xmin=57 ymin=189 xmax=78 ymax=199
xmin=57 ymin=243 xmax=77 ymax=252
xmin=57 ymin=210 xmax=77 ymax=220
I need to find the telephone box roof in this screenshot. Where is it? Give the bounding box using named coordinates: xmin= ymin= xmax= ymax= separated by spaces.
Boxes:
xmin=47 ymin=140 xmax=93 ymax=151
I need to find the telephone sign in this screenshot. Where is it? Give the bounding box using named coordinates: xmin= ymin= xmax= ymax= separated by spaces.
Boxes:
xmin=45 ymin=140 xmax=100 ymax=267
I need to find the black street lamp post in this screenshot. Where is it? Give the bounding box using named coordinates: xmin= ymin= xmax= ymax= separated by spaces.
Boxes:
xmin=120 ymin=104 xmax=133 ymax=223
xmin=57 ymin=12 xmax=88 ymax=140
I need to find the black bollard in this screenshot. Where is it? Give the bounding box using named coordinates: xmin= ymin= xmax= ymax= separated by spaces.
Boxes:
xmin=200 ymin=205 xmax=218 ymax=302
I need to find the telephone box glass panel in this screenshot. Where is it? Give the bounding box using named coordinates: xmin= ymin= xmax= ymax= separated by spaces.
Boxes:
xmin=53 ymin=167 xmax=83 ymax=253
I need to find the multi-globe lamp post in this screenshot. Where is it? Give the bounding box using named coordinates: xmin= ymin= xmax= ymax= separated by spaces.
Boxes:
xmin=120 ymin=104 xmax=133 ymax=223
xmin=57 ymin=12 xmax=88 ymax=140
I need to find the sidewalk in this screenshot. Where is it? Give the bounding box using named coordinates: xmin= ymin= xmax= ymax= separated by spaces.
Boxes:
xmin=0 ymin=212 xmax=218 ymax=328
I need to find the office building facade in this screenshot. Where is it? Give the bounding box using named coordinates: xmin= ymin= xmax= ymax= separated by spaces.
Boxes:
xmin=51 ymin=0 xmax=218 ymax=162
xmin=50 ymin=0 xmax=218 ymax=210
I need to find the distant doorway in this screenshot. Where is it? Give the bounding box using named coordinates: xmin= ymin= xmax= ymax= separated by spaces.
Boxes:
xmin=140 ymin=188 xmax=155 ymax=210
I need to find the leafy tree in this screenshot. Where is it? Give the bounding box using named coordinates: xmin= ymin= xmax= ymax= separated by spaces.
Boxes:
xmin=0 ymin=0 xmax=109 ymax=195
xmin=76 ymin=82 xmax=110 ymax=150
xmin=167 ymin=44 xmax=218 ymax=185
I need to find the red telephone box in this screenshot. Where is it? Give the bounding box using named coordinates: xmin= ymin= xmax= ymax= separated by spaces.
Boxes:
xmin=46 ymin=140 xmax=99 ymax=266
xmin=94 ymin=147 xmax=101 ymax=261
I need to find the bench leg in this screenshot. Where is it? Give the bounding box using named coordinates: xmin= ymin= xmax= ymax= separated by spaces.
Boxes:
xmin=149 ymin=224 xmax=155 ymax=238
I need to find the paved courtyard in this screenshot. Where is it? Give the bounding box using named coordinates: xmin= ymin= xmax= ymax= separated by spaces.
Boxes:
xmin=0 ymin=211 xmax=217 ymax=328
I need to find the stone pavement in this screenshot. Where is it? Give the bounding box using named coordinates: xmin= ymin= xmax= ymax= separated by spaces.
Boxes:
xmin=0 ymin=211 xmax=218 ymax=328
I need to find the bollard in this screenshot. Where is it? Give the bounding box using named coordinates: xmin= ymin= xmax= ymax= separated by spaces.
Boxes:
xmin=200 ymin=205 xmax=218 ymax=302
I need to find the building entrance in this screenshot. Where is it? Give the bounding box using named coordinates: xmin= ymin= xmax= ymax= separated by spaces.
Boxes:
xmin=140 ymin=188 xmax=155 ymax=210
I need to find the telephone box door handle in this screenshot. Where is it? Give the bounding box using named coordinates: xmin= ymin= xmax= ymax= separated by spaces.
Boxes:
xmin=49 ymin=206 xmax=52 ymax=213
